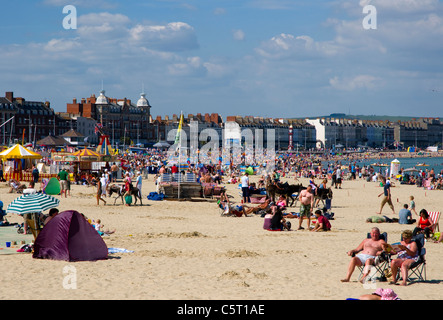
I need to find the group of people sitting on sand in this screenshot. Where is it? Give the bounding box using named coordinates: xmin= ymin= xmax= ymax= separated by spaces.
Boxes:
xmin=218 ymin=183 xmax=332 ymax=232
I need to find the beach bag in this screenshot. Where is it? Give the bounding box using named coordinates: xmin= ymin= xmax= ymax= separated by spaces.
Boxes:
xmin=125 ymin=195 xmax=132 ymax=205
xmin=383 ymin=268 xmax=394 ymax=283
xmin=263 ymin=214 xmax=272 ymax=229
xmin=147 ymin=192 xmax=165 ymax=201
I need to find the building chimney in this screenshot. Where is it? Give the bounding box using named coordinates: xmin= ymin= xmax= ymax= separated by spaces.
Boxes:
xmin=5 ymin=92 xmax=13 ymax=102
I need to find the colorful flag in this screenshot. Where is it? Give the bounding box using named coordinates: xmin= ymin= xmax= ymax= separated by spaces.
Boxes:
xmin=174 ymin=112 xmax=183 ymax=145
xmin=94 ymin=123 xmax=103 ymax=135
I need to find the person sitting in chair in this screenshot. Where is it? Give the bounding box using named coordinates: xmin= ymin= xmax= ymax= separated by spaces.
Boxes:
xmin=8 ymin=179 xmax=26 ymax=193
xmin=0 ymin=201 xmax=9 ymax=226
xmin=341 ymin=227 xmax=387 ymax=283
xmin=412 ymin=209 xmax=434 ymax=239
xmin=388 ymin=230 xmax=419 ymax=286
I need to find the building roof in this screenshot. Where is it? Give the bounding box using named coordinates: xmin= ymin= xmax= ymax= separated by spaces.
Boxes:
xmin=36 ymin=135 xmax=69 ymax=146
xmin=137 ymin=93 xmax=150 ymax=107
xmin=61 ymin=129 xmax=85 ymax=137
xmin=96 ymin=90 xmax=109 ymax=105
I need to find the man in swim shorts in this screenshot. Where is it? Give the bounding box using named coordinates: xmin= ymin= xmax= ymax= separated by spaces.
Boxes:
xmin=341 ymin=227 xmax=386 ymax=283
xmin=355 ymin=253 xmax=376 ymax=265
xmin=298 ymin=185 xmax=314 ymax=230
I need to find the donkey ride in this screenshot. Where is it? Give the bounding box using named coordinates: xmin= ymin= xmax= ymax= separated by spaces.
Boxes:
xmin=265 ymin=181 xmax=306 ymax=207
xmin=107 ymin=183 xmax=143 ymax=206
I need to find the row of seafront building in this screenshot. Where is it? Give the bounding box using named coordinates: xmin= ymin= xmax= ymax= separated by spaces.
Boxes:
xmin=0 ymin=91 xmax=442 ymax=150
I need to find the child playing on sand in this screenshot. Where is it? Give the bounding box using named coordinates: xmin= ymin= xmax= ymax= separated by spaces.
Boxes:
xmin=93 ymin=219 xmax=116 ymax=236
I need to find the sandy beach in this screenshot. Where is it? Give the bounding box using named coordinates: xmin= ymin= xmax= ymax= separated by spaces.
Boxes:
xmin=1 ymin=173 xmax=442 ymax=300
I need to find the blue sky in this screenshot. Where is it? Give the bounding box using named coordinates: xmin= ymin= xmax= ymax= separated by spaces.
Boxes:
xmin=1 ymin=0 xmax=443 ymax=119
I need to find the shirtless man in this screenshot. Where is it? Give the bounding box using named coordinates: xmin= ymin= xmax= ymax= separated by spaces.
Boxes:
xmin=298 ymin=185 xmax=314 ymax=230
xmin=341 ymin=227 xmax=387 ymax=283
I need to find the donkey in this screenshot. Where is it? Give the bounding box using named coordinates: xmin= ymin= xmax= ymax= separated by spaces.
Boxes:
xmin=107 ymin=183 xmax=143 ymax=205
xmin=265 ymin=181 xmax=306 ymax=207
xmin=314 ymin=187 xmax=333 ymax=207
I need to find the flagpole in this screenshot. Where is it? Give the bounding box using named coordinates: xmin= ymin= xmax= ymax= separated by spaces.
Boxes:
xmin=123 ymin=125 xmax=126 ymax=152
xmin=178 ymin=111 xmax=182 ymax=199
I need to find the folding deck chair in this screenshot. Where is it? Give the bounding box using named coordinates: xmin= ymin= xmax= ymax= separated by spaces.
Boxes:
xmin=394 ymin=233 xmax=427 ymax=284
xmin=428 ymin=211 xmax=440 ymax=233
xmin=408 ymin=233 xmax=427 ymax=283
xmin=212 ymin=186 xmax=224 ymax=200
xmin=357 ymin=232 xmax=390 ymax=282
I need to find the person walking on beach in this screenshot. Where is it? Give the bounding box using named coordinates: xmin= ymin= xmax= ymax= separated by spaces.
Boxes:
xmin=111 ymin=163 xmax=118 ymax=182
xmin=136 ymin=171 xmax=142 ymax=198
xmin=57 ymin=168 xmax=69 ymax=198
xmin=298 ymin=185 xmax=314 ymax=230
xmin=376 ymin=177 xmax=395 ymax=215
xmin=331 ymin=168 xmax=337 ymax=188
xmin=241 ymin=172 xmax=250 ymax=203
xmin=96 ymin=174 xmax=106 ymax=206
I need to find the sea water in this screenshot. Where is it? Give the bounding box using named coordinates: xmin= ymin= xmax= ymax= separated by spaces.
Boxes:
xmin=326 ymin=156 xmax=443 ymax=175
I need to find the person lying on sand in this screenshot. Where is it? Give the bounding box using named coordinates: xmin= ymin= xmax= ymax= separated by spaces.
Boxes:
xmin=242 ymin=198 xmax=272 ymax=215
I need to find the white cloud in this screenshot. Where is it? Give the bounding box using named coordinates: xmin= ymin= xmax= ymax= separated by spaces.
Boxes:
xmin=329 ymin=75 xmax=380 ymax=91
xmin=44 ymin=38 xmax=80 ymax=52
xmin=232 ymin=29 xmax=245 ymax=41
xmin=255 ymin=33 xmax=336 ymax=60
xmin=77 ymin=12 xmax=131 ymax=26
xmin=129 ymin=22 xmax=199 ymax=52
xmin=168 ymin=56 xmax=205 ymax=76
xmin=213 ymin=7 xmax=226 ymax=15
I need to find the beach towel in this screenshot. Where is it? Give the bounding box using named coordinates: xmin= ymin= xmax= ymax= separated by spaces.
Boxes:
xmin=108 ymin=248 xmax=134 ymax=254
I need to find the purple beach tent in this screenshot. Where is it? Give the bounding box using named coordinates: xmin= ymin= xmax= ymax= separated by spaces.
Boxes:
xmin=33 ymin=210 xmax=108 ymax=261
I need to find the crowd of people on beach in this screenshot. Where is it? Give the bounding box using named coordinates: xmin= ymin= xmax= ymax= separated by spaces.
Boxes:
xmin=4 ymin=146 xmax=443 ymax=300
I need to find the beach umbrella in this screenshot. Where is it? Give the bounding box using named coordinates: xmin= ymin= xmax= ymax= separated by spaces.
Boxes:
xmin=403 ymin=168 xmax=419 ymax=173
xmin=0 ymin=144 xmax=42 ymax=160
xmin=6 ymin=193 xmax=60 ymax=215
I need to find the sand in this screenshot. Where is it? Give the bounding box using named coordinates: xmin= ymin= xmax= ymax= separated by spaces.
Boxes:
xmin=0 ymin=174 xmax=442 ymax=300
